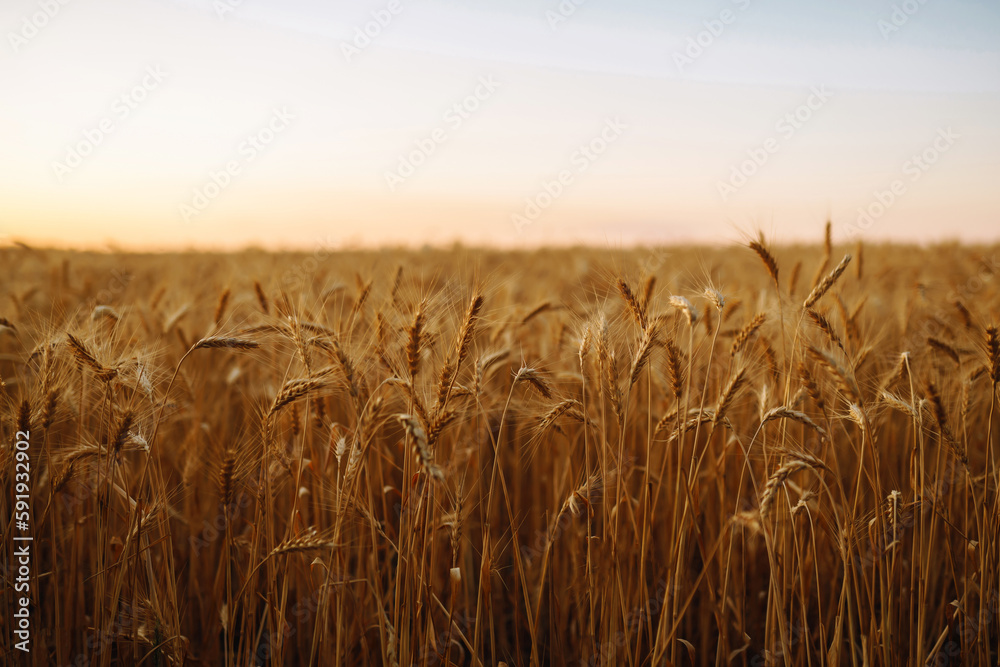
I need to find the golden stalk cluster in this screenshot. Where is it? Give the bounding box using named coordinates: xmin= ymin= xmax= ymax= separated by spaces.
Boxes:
xmin=0 ymin=232 xmax=998 ymax=666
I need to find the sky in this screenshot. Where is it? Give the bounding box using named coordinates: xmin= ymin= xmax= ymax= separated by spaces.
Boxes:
xmin=1 ymin=0 xmax=998 ymax=250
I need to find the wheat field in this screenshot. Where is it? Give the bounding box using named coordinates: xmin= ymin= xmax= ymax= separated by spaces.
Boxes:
xmin=1 ymin=231 xmax=999 ymax=666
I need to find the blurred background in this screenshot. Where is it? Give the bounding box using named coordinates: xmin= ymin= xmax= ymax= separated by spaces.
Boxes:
xmin=1 ymin=0 xmax=998 ymax=250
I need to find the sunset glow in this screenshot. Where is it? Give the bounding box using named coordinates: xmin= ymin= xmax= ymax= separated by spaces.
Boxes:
xmin=2 ymin=0 xmax=998 ymax=249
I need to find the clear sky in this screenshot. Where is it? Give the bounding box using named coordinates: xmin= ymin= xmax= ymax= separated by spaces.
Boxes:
xmin=1 ymin=0 xmax=998 ymax=250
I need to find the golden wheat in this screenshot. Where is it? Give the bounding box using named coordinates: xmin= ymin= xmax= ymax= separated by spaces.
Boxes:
xmin=2 ymin=235 xmax=997 ymax=667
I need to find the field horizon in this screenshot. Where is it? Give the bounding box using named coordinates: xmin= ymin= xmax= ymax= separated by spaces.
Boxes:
xmin=4 ymin=236 xmax=995 ymax=257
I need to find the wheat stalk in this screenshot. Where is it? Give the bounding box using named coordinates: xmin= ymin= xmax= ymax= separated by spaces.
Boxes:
xmin=803 ymin=253 xmax=852 ymax=309
xmin=731 ymin=313 xmax=766 ymax=356
xmin=617 ymin=278 xmax=648 ymax=329
xmin=749 ymin=238 xmax=780 ymax=288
